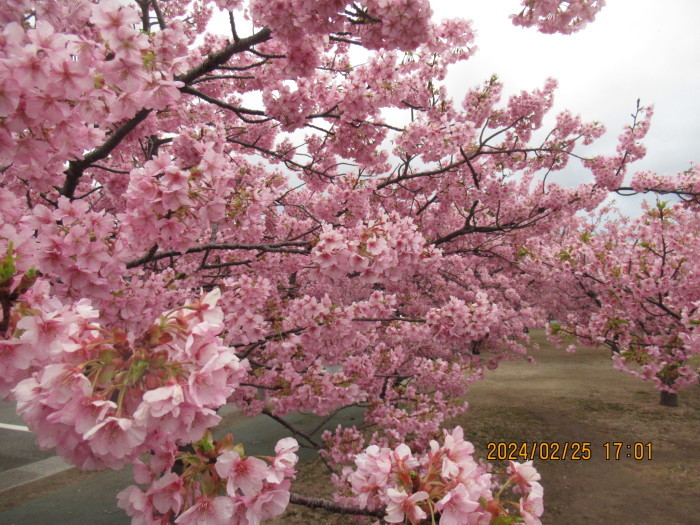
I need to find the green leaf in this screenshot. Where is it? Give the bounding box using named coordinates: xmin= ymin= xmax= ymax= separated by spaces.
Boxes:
xmin=0 ymin=242 xmax=16 ymax=284
xmin=516 ymin=246 xmax=532 ymax=260
xmin=195 ymin=431 xmax=215 ymax=453
xmin=128 ymin=359 xmax=150 ymax=384
xmin=233 ymin=443 xmax=245 ymax=457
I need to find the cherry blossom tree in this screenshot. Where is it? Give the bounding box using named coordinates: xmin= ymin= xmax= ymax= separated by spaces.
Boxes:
xmin=1 ymin=0 xmax=696 ymax=522
xmin=533 ymin=196 xmax=699 ymax=407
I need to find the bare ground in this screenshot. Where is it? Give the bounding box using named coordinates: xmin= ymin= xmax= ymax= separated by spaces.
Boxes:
xmin=274 ymin=331 xmax=700 ymax=525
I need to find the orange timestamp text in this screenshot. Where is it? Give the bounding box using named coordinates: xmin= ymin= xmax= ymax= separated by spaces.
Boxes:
xmin=486 ymin=441 xmax=654 ymax=461
xmin=486 ymin=441 xmax=592 ymax=461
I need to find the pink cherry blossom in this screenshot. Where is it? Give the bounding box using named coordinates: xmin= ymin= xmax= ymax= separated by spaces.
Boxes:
xmin=82 ymin=417 xmax=147 ymax=460
xmin=509 ymin=460 xmax=542 ymax=492
xmin=435 ymin=484 xmax=480 ymax=525
xmin=519 ymin=483 xmax=545 ymax=525
xmin=385 ymin=488 xmax=429 ymax=524
xmin=174 ymin=496 xmax=234 ymax=525
xmin=267 ymin=437 xmax=299 ymax=483
xmin=215 ymin=450 xmax=268 ymax=497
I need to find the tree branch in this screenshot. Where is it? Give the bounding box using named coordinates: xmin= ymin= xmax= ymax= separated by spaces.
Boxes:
xmin=180 ymin=86 xmax=271 ymax=123
xmin=126 ymin=240 xmax=311 ymax=269
xmin=150 ymin=0 xmax=166 ymax=31
xmin=61 ymin=108 xmax=152 ymax=199
xmin=175 ymin=27 xmax=272 ymax=85
xmin=60 ymin=27 xmax=273 ymax=200
xmin=261 ymin=409 xmax=320 ymax=448
xmin=289 ymin=493 xmax=384 ymax=518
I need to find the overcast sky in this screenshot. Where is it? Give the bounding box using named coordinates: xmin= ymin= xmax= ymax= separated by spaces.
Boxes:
xmin=218 ymin=2 xmax=699 ymax=215
xmin=430 ymin=0 xmax=700 ymax=214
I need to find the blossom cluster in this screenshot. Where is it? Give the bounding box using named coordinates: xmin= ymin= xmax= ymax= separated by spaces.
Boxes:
xmin=311 ymin=214 xmax=428 ymax=284
xmin=538 ymin=201 xmax=699 ymax=397
xmin=339 ymin=427 xmax=544 ymax=524
xmin=121 ymin=146 xmax=228 ymax=252
xmin=2 ymin=0 xmax=691 ymax=521
xmin=8 ymin=287 xmax=249 ymax=470
xmin=630 ymin=166 xmax=700 ymax=207
xmin=511 ymin=0 xmax=606 ymax=34
xmin=0 ymin=0 xmax=186 ymax=193
xmin=426 ymin=293 xmax=501 ymax=345
xmin=118 ymin=434 xmax=299 ymax=525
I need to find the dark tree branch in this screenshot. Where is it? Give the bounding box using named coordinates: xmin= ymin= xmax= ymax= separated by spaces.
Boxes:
xmin=261 ymin=409 xmax=320 ymax=448
xmin=126 ymin=240 xmax=311 ymax=269
xmin=60 ymin=27 xmax=273 ymax=200
xmin=61 ymin=108 xmax=152 ymax=199
xmin=289 ymin=493 xmax=384 ymax=518
xmin=87 ymin=164 xmax=130 ymax=175
xmin=150 ymin=0 xmax=166 ymax=30
xmin=377 ymin=157 xmax=467 ymax=190
xmin=176 ymin=27 xmax=272 ymax=85
xmin=180 ymin=86 xmax=271 ymax=123
xmin=137 ymin=0 xmax=150 ymax=32
xmin=645 ymin=297 xmax=682 ymax=321
xmin=432 ymin=210 xmax=548 ymax=246
xmin=228 ymin=11 xmax=240 ymax=42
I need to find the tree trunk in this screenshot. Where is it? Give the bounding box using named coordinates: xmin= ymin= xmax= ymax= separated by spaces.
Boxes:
xmin=659 ymin=391 xmax=678 ymax=407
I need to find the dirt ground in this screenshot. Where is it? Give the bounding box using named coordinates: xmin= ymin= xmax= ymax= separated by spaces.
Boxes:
xmin=274 ymin=331 xmax=700 ymax=525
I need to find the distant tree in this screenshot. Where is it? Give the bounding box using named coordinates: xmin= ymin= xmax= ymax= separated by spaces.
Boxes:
xmin=539 ymin=197 xmax=699 ymax=407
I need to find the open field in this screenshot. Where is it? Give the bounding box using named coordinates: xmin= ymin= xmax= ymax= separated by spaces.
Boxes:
xmin=272 ymin=331 xmax=700 ymax=525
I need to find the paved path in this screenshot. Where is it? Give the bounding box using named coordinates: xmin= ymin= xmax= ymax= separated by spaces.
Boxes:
xmin=0 ymin=402 xmax=54 ymax=473
xmin=0 ymin=402 xmax=363 ymax=524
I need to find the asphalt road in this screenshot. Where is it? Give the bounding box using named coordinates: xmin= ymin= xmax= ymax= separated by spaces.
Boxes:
xmin=0 ymin=402 xmax=364 ymax=524
xmin=0 ymin=401 xmax=54 ymax=472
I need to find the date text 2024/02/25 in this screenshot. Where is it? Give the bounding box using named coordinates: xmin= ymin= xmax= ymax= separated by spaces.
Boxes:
xmin=486 ymin=442 xmax=653 ymax=461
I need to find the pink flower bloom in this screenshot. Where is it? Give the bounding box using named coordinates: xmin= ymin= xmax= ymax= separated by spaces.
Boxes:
xmin=135 ymin=383 xmax=185 ymax=419
xmin=267 ymin=437 xmax=299 ymax=483
xmin=116 ymin=485 xmax=149 ymax=516
xmin=246 ymin=479 xmax=292 ymax=523
xmin=175 ymin=496 xmax=234 ymax=525
xmin=508 ymin=460 xmax=541 ymax=492
xmin=182 ymin=322 xmax=227 ymax=364
xmin=437 ymin=426 xmax=476 ymax=480
xmin=186 ymin=351 xmax=248 ymax=408
xmin=82 ymin=416 xmax=146 ymax=460
xmin=90 ymin=0 xmax=140 ymax=35
xmin=47 ymin=398 xmax=116 ymax=436
xmin=385 ymin=489 xmax=429 ymax=524
xmin=215 ymin=450 xmax=268 ymax=497
xmin=190 ymin=288 xmax=225 ymax=325
xmin=0 ymin=76 xmax=20 ymax=117
xmin=102 ymin=54 xmax=150 ymax=92
xmin=145 ymin=79 xmax=184 ymax=111
xmin=392 ymin=443 xmax=420 ymax=470
xmin=435 ymin=484 xmax=480 ymax=525
xmin=519 ymin=482 xmax=544 ymax=525
xmin=146 ymin=472 xmax=184 ymax=515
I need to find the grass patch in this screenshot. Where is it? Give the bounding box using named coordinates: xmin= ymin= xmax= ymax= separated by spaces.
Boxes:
xmin=576 ymin=399 xmax=628 ymax=413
